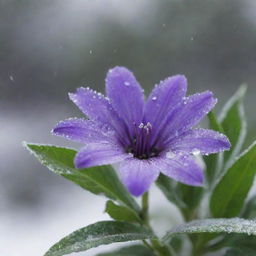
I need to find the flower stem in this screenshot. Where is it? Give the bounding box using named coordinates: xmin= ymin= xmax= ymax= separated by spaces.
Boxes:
xmin=142 ymin=239 xmax=154 ymax=250
xmin=140 ymin=192 xmax=174 ymax=256
xmin=141 ymin=192 xmax=149 ymax=225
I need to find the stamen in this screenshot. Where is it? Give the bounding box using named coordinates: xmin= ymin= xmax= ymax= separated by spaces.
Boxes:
xmin=138 ymin=123 xmax=144 ymax=129
xmin=127 ymin=122 xmax=158 ymax=159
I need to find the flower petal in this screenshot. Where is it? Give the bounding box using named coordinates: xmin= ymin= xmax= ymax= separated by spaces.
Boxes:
xmin=145 ymin=75 xmax=187 ymax=128
xmin=168 ymin=128 xmax=231 ymax=155
xmin=75 ymin=144 xmax=128 ymax=169
xmin=52 ymin=118 xmax=115 ymax=144
xmin=69 ymin=87 xmax=130 ymax=146
xmin=69 ymin=87 xmax=115 ymax=125
xmin=160 ymin=91 xmax=217 ymax=144
xmin=160 ymin=154 xmax=204 ymax=186
xmin=117 ymin=158 xmax=160 ymax=196
xmin=105 ymin=67 xmax=144 ymax=135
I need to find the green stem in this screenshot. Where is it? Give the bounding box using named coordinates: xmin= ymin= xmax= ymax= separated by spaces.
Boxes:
xmin=140 ymin=192 xmax=174 ymax=256
xmin=142 ymin=239 xmax=154 ymax=251
xmin=151 ymin=239 xmax=175 ymax=256
xmin=141 ymin=192 xmax=149 ymax=225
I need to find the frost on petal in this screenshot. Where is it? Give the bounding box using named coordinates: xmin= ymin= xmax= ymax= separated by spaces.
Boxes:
xmin=160 ymin=154 xmax=204 ymax=186
xmin=105 ymin=67 xmax=144 ymax=136
xmin=167 ymin=128 xmax=231 ymax=155
xmin=69 ymin=87 xmax=117 ymax=126
xmin=117 ymin=158 xmax=160 ymax=196
xmin=145 ymin=75 xmax=187 ymax=129
xmin=69 ymin=87 xmax=130 ymax=146
xmin=52 ymin=118 xmax=115 ymax=144
xmin=75 ymin=144 xmax=129 ymax=169
xmin=160 ymin=91 xmax=217 ymax=143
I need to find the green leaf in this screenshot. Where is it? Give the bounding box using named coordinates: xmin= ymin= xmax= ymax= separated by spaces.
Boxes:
xmin=156 ymin=174 xmax=186 ymax=209
xmin=44 ymin=221 xmax=155 ymax=256
xmin=24 ymin=143 xmax=139 ymax=212
xmin=105 ymin=200 xmax=142 ymax=223
xmin=226 ymin=235 xmax=256 ymax=255
xmin=210 ymin=141 xmax=256 ymax=218
xmin=162 ymin=218 xmax=256 ymax=242
xmin=224 ymin=248 xmax=256 ymax=256
xmin=156 ymin=174 xmax=203 ymax=220
xmin=208 ymin=111 xmax=224 ymax=133
xmin=176 ymin=183 xmax=203 ymax=211
xmin=96 ymin=245 xmax=155 ymax=256
xmin=219 ymin=85 xmax=247 ymax=162
xmin=169 ymin=236 xmax=183 ymax=254
xmin=204 ymin=111 xmax=224 ymax=185
xmin=242 ymin=196 xmax=256 ymax=219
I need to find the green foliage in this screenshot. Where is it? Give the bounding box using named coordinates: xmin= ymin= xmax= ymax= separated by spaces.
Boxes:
xmin=219 ymin=85 xmax=247 ymax=162
xmin=156 ymin=174 xmax=186 ymax=209
xmin=163 ymin=218 xmax=256 ymax=242
xmin=96 ymin=245 xmax=155 ymax=256
xmin=205 ymin=86 xmax=247 ymax=187
xmin=156 ymin=174 xmax=203 ymax=221
xmin=105 ymin=200 xmax=142 ymax=223
xmin=169 ymin=236 xmax=183 ymax=254
xmin=208 ymin=111 xmax=224 ymax=133
xmin=224 ymin=248 xmax=255 ymax=256
xmin=224 ymin=235 xmax=256 ymax=255
xmin=24 ymin=143 xmax=139 ymax=212
xmin=44 ymin=221 xmax=155 ymax=256
xmin=242 ymin=195 xmax=256 ymax=219
xmin=210 ymin=141 xmax=256 ymax=218
xmin=205 ymin=111 xmax=224 ymax=185
xmin=175 ymin=184 xmax=203 ymax=214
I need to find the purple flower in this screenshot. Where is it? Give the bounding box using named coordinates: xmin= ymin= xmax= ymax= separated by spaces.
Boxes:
xmin=52 ymin=67 xmax=230 ymax=196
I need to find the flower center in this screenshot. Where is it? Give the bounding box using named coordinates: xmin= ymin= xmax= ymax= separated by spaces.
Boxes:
xmin=126 ymin=122 xmax=160 ymax=159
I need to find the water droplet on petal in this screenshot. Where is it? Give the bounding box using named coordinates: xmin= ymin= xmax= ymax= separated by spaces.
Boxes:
xmin=192 ymin=148 xmax=201 ymax=156
xmin=152 ymin=96 xmax=157 ymax=101
xmin=124 ymin=81 xmax=130 ymax=86
xmin=166 ymin=151 xmax=175 ymax=159
xmin=101 ymin=124 xmax=111 ymax=135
